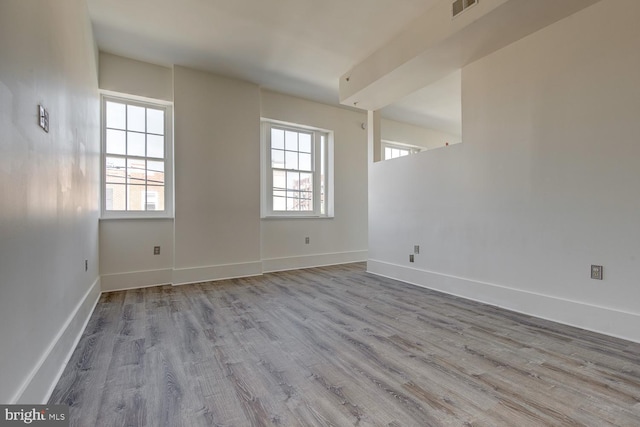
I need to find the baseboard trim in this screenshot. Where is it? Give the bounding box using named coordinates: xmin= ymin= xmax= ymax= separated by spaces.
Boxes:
xmin=262 ymin=250 xmax=368 ymax=273
xmin=12 ymin=276 xmax=101 ymax=404
xmin=172 ymin=261 xmax=263 ymax=286
xmin=367 ymin=259 xmax=640 ymax=344
xmin=101 ymin=268 xmax=173 ymax=292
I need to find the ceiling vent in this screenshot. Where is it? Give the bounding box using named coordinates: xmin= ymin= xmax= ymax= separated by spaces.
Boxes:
xmin=452 ymin=0 xmax=477 ymax=18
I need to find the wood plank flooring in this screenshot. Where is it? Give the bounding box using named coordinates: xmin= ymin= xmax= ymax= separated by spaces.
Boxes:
xmin=50 ymin=263 xmax=640 ymax=426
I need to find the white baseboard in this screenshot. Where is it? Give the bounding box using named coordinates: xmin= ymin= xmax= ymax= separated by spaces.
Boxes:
xmin=101 ymin=268 xmax=173 ymax=292
xmin=172 ymin=261 xmax=263 ymax=286
xmin=12 ymin=277 xmax=101 ymax=404
xmin=367 ymin=259 xmax=640 ymax=344
xmin=262 ymin=250 xmax=368 ymax=273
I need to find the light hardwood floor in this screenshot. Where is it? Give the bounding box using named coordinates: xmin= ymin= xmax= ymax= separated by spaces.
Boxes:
xmin=50 ymin=263 xmax=640 ymax=426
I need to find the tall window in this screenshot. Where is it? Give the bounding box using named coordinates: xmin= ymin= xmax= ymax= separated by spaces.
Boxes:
xmin=102 ymin=96 xmax=173 ymax=218
xmin=262 ymin=120 xmax=333 ymax=218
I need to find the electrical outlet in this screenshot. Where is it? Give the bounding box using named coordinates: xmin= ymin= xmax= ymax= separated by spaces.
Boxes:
xmin=84 ymin=260 xmax=88 ymax=272
xmin=591 ymin=265 xmax=603 ymax=280
xmin=154 ymin=246 xmax=161 ymax=255
xmin=414 ymin=245 xmax=420 ymax=254
xmin=305 ymin=237 xmax=310 ymax=244
xmin=409 ymin=254 xmax=414 ymax=263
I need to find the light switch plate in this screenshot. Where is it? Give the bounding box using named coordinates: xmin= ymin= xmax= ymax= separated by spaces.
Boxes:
xmin=38 ymin=104 xmax=49 ymax=133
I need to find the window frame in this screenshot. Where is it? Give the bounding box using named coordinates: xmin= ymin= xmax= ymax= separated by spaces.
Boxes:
xmin=261 ymin=119 xmax=334 ymax=219
xmin=382 ymin=140 xmax=423 ymax=161
xmin=100 ymin=94 xmax=174 ymax=219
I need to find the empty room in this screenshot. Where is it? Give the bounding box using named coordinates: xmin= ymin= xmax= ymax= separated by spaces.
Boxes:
xmin=1 ymin=0 xmax=639 ymax=425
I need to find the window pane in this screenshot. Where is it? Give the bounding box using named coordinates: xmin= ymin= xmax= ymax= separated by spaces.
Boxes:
xmin=147 ymin=160 xmax=165 ymax=186
xmin=299 ymin=133 xmax=312 ymax=153
xmin=299 ymin=172 xmax=313 ymax=192
xmin=105 ymin=156 xmax=126 ymax=183
xmin=106 ymin=102 xmax=125 ymax=130
xmin=272 ymin=128 xmax=284 ymax=149
xmin=385 ymin=147 xmax=392 ymax=160
xmin=299 ymin=153 xmax=312 ymax=171
xmin=127 ymin=185 xmax=145 ymax=211
xmin=106 ymin=184 xmax=126 ymax=210
xmin=106 ymin=129 xmax=126 ymax=155
xmin=300 ymin=191 xmax=313 ymax=211
xmin=146 ymin=186 xmax=164 ymax=211
xmin=146 ymin=108 xmax=164 ymax=135
xmin=127 ymin=105 xmax=145 ymax=132
xmin=147 ymin=134 xmax=164 ymax=158
xmin=273 ymin=196 xmax=286 ymax=211
xmin=286 ymin=195 xmax=298 ymax=211
xmin=271 ymin=149 xmax=285 ymax=168
xmin=273 ymin=170 xmax=285 ymax=190
xmin=285 ymin=150 xmax=298 ymax=170
xmin=128 ymin=132 xmax=145 ymax=156
xmin=285 ymin=130 xmax=298 ymax=151
xmin=286 ymin=171 xmax=300 ymax=191
xmin=127 ymin=159 xmax=146 ymax=185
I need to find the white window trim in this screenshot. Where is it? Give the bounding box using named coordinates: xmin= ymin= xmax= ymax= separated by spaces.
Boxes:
xmin=100 ymin=94 xmax=174 ymax=219
xmin=261 ymin=119 xmax=334 ymax=219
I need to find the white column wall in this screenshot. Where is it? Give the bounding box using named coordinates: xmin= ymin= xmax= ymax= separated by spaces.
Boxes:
xmin=172 ymin=66 xmax=262 ymax=284
xmin=368 ymin=0 xmax=640 ymax=342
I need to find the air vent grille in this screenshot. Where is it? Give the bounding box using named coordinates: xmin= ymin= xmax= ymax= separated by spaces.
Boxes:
xmin=453 ymin=0 xmax=477 ymax=17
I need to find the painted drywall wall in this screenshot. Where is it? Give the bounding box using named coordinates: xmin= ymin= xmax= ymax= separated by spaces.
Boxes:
xmin=381 ymin=118 xmax=459 ymax=150
xmin=260 ymin=91 xmax=368 ymax=271
xmin=96 ymin=56 xmax=369 ymax=286
xmin=368 ymin=0 xmax=640 ymax=342
xmin=99 ymin=52 xmax=173 ymax=102
xmin=99 ymin=219 xmax=174 ymax=291
xmin=173 ymin=66 xmax=262 ymax=284
xmin=97 ymin=53 xmax=175 ymax=291
xmin=0 ymin=0 xmax=100 ymax=402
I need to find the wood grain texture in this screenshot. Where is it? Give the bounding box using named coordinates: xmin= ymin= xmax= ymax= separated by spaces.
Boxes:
xmin=50 ymin=263 xmax=640 ymax=426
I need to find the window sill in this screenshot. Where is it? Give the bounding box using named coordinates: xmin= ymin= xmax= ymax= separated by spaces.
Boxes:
xmin=261 ymin=215 xmax=334 ymax=220
xmin=100 ymin=215 xmax=174 ymax=221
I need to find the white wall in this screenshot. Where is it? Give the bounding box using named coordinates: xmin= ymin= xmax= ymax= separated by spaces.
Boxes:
xmin=97 ymin=53 xmax=175 ymax=291
xmin=97 ymin=58 xmax=370 ymax=284
xmin=0 ymin=0 xmax=100 ymax=403
xmin=173 ymin=66 xmax=262 ymax=284
xmin=99 ymin=52 xmax=173 ymax=102
xmin=100 ymin=219 xmax=174 ymax=291
xmin=260 ymin=91 xmax=368 ymax=271
xmin=381 ymin=118 xmax=459 ymax=150
xmin=368 ymin=0 xmax=640 ymax=342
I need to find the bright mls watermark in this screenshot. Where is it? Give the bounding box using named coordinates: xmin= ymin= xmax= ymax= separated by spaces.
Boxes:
xmin=0 ymin=406 xmax=68 ymax=426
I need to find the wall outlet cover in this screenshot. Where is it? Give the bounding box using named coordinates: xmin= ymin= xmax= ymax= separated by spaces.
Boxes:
xmin=591 ymin=265 xmax=603 ymax=280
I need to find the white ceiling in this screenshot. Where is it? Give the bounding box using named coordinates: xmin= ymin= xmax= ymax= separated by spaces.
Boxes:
xmin=88 ymin=0 xmax=458 ymax=132
xmin=382 ymin=70 xmax=462 ymax=138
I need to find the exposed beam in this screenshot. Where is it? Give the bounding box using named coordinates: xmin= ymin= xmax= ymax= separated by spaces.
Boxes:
xmin=340 ymin=0 xmax=602 ymax=111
